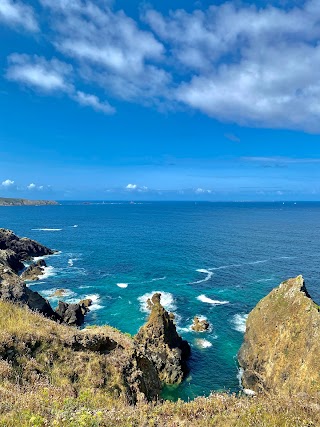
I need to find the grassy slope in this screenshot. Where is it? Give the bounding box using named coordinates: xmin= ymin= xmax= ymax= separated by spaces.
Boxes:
xmin=0 ymin=301 xmax=319 ymax=426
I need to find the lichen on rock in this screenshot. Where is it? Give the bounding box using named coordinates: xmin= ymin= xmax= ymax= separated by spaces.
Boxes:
xmin=238 ymin=275 xmax=320 ymax=396
xmin=135 ymin=293 xmax=190 ymax=385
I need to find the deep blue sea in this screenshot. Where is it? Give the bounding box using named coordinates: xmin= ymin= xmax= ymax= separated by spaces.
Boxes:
xmin=1 ymin=201 xmax=320 ymax=400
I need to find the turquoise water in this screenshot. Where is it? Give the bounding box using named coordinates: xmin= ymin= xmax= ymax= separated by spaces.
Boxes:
xmin=1 ymin=201 xmax=320 ymax=400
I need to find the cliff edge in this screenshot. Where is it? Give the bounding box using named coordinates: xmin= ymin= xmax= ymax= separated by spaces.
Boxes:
xmin=238 ymin=275 xmax=320 ymax=396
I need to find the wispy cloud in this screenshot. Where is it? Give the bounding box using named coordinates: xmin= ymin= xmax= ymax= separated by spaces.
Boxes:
xmin=6 ymin=54 xmax=114 ymax=114
xmin=4 ymin=0 xmax=320 ymax=131
xmin=6 ymin=54 xmax=72 ymax=92
xmin=73 ymin=91 xmax=115 ymax=115
xmin=242 ymin=156 xmax=320 ymax=165
xmin=0 ymin=0 xmax=38 ymax=32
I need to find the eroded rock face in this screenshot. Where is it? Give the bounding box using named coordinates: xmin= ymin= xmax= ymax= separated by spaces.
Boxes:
xmin=0 ymin=228 xmax=54 ymax=261
xmin=191 ymin=316 xmax=210 ymax=332
xmin=21 ymin=259 xmax=47 ymax=281
xmin=55 ymin=299 xmax=92 ymax=326
xmin=238 ymin=275 xmax=320 ymax=396
xmin=135 ymin=293 xmax=190 ymax=384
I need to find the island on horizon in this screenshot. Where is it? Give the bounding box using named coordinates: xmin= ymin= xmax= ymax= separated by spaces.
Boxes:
xmin=0 ymin=197 xmax=58 ymax=206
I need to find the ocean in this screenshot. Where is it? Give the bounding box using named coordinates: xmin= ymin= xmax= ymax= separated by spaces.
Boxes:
xmin=1 ymin=201 xmax=320 ymax=401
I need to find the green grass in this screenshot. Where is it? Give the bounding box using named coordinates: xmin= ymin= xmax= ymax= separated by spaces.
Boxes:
xmin=0 ymin=301 xmax=319 ymax=426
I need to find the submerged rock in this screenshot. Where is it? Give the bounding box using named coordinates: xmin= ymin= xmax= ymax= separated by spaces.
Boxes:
xmin=191 ymin=316 xmax=210 ymax=332
xmin=21 ymin=259 xmax=47 ymax=281
xmin=238 ymin=275 xmax=320 ymax=396
xmin=50 ymin=289 xmax=67 ymax=297
xmin=135 ymin=293 xmax=190 ymax=384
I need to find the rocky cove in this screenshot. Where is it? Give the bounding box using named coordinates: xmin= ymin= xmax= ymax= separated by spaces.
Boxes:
xmin=0 ymin=227 xmax=320 ymax=425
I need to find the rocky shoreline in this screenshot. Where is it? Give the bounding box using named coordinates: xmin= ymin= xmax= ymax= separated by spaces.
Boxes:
xmin=0 ymin=228 xmax=191 ymax=401
xmin=1 ymin=227 xmax=320 ymax=406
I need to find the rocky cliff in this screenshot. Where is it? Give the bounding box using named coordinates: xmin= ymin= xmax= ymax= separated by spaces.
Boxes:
xmin=0 ymin=229 xmax=90 ymax=326
xmin=238 ymin=275 xmax=320 ymax=396
xmin=135 ymin=293 xmax=190 ymax=384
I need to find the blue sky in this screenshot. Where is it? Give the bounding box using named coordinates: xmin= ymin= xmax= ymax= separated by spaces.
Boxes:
xmin=1 ymin=0 xmax=320 ymax=200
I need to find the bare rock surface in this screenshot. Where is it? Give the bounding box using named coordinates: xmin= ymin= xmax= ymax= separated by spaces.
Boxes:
xmin=135 ymin=293 xmax=190 ymax=384
xmin=238 ymin=275 xmax=320 ymax=396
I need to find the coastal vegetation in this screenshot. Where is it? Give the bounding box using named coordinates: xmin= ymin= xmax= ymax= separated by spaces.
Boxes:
xmin=0 ymin=229 xmax=319 ymax=426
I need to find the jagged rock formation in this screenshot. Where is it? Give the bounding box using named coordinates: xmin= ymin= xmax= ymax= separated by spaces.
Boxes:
xmin=191 ymin=316 xmax=210 ymax=332
xmin=0 ymin=228 xmax=54 ymax=261
xmin=0 ymin=301 xmax=161 ymax=403
xmin=56 ymin=299 xmax=92 ymax=327
xmin=21 ymin=259 xmax=47 ymax=281
xmin=135 ymin=293 xmax=190 ymax=384
xmin=0 ymin=229 xmax=89 ymax=326
xmin=238 ymin=275 xmax=320 ymax=396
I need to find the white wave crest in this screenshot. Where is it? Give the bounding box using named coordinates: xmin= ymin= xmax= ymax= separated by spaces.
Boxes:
xmin=32 ymin=228 xmax=62 ymax=232
xmin=138 ymin=291 xmax=176 ymax=313
xmin=42 ymin=266 xmax=56 ymax=279
xmin=195 ymin=338 xmax=212 ymax=348
xmin=197 ymin=294 xmax=229 ymax=305
xmin=151 ymin=276 xmax=166 ymax=282
xmin=209 ymin=259 xmax=269 ymax=271
xmin=189 ymin=269 xmax=214 ymax=285
xmin=68 ymin=258 xmax=78 ymax=267
xmin=232 ymin=314 xmax=248 ymax=333
xmin=117 ymin=283 xmax=128 ymax=288
xmin=84 ymin=294 xmax=103 ymax=311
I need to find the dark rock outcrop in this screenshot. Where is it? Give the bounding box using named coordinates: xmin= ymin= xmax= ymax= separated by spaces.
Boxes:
xmin=191 ymin=316 xmax=210 ymax=332
xmin=0 ymin=249 xmax=25 ymax=272
xmin=0 ymin=279 xmax=58 ymax=319
xmin=0 ymin=228 xmax=54 ymax=261
xmin=56 ymin=299 xmax=92 ymax=326
xmin=238 ymin=275 xmax=320 ymax=396
xmin=135 ymin=293 xmax=190 ymax=384
xmin=21 ymin=259 xmax=47 ymax=281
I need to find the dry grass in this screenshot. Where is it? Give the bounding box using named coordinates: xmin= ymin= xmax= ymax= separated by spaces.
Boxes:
xmin=0 ymin=301 xmax=319 ymax=426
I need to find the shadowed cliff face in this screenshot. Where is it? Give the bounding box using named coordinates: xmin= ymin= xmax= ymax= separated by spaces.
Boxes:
xmin=238 ymin=275 xmax=320 ymax=396
xmin=135 ymin=293 xmax=191 ymax=385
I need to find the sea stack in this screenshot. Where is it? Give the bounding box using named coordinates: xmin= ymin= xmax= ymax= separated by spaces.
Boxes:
xmin=238 ymin=275 xmax=320 ymax=396
xmin=135 ymin=293 xmax=190 ymax=384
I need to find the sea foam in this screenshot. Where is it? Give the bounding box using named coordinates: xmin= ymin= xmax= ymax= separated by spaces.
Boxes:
xmin=117 ymin=283 xmax=128 ymax=288
xmin=42 ymin=266 xmax=56 ymax=279
xmin=232 ymin=314 xmax=248 ymax=333
xmin=85 ymin=294 xmax=103 ymax=310
xmin=195 ymin=339 xmax=212 ymax=348
xmin=32 ymin=228 xmax=62 ymax=232
xmin=138 ymin=291 xmax=176 ymax=313
xmin=197 ymin=295 xmax=229 ymax=305
xmin=189 ymin=269 xmax=214 ymax=285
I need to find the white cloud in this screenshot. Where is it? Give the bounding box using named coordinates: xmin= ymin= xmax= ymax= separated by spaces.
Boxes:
xmin=5 ymin=0 xmax=320 ymax=131
xmin=40 ymin=0 xmax=170 ymax=103
xmin=27 ymin=183 xmax=36 ymax=190
xmin=6 ymin=54 xmax=115 ymax=114
xmin=74 ymin=91 xmax=115 ymax=115
xmin=6 ymin=54 xmax=72 ymax=92
xmin=144 ymin=1 xmax=320 ymax=132
xmin=125 ymin=184 xmax=149 ymax=192
xmin=126 ymin=184 xmax=138 ymax=190
xmin=0 ymin=0 xmax=38 ymax=32
xmin=195 ymin=188 xmax=212 ymax=194
xmin=1 ymin=179 xmax=15 ymax=187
